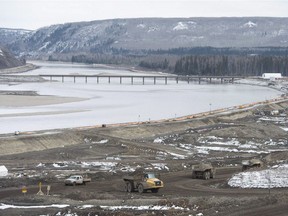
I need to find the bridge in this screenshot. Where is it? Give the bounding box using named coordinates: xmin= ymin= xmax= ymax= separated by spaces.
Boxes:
xmin=39 ymin=74 xmax=245 ymax=85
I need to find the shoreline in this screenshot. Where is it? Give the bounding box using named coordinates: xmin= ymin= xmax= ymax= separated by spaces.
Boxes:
xmin=76 ymin=95 xmax=288 ymax=131
xmin=0 ymin=63 xmax=38 ymax=75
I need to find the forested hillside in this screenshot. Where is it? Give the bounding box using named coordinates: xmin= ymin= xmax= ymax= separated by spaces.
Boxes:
xmin=1 ymin=17 xmax=287 ymax=76
xmin=174 ymin=55 xmax=288 ymax=76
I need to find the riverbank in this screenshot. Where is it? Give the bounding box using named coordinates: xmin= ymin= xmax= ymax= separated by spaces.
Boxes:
xmin=0 ymin=63 xmax=38 ymax=74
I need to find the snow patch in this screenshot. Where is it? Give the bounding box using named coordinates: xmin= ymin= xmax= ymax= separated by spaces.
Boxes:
xmin=196 ymin=148 xmax=209 ymax=155
xmin=243 ymin=21 xmax=257 ymax=28
xmin=148 ymin=27 xmax=159 ymax=32
xmin=173 ymin=22 xmax=188 ymax=31
xmin=280 ymin=127 xmax=288 ymax=132
xmin=153 ymin=138 xmax=164 ymax=143
xmin=0 ymin=203 xmax=189 ymax=212
xmin=53 ymin=163 xmax=68 ymax=168
xmin=100 ymin=205 xmax=188 ymax=211
xmin=36 ymin=163 xmax=45 ymax=167
xmin=168 ymin=152 xmax=186 ymax=159
xmin=80 ymin=161 xmax=117 ymax=171
xmin=106 ymin=156 xmax=121 ymax=161
xmin=137 ymin=24 xmax=146 ymax=28
xmin=228 ymin=164 xmax=288 ymax=188
xmin=0 ymin=49 xmax=3 ymax=56
xmin=151 ymin=163 xmax=169 ymax=171
xmin=0 ymin=203 xmax=69 ymax=210
xmin=0 ymin=165 xmax=8 ymax=177
xmin=93 ymin=139 xmax=109 ymax=144
xmin=38 ymin=42 xmax=51 ymax=51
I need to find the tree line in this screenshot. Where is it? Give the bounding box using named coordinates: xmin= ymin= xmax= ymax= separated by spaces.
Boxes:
xmin=46 ymin=47 xmax=288 ymax=77
xmin=174 ymin=55 xmax=288 ymax=76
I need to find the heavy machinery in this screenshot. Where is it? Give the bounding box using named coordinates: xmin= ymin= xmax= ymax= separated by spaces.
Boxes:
xmin=242 ymin=159 xmax=263 ymax=171
xmin=123 ymin=169 xmax=164 ymax=193
xmin=192 ymin=163 xmax=216 ymax=180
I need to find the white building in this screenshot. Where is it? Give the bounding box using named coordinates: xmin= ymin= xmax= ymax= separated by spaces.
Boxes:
xmin=262 ymin=73 xmax=282 ymax=80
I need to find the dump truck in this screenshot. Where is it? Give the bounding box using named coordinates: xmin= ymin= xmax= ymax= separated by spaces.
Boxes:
xmin=192 ymin=163 xmax=216 ymax=180
xmin=123 ymin=169 xmax=164 ymax=193
xmin=64 ymin=175 xmax=91 ymax=186
xmin=242 ymin=159 xmax=263 ymax=171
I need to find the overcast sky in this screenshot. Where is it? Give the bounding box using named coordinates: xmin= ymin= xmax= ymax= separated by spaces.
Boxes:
xmin=1 ymin=0 xmax=288 ymax=30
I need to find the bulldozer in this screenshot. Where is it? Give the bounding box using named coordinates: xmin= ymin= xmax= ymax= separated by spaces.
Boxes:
xmin=123 ymin=168 xmax=164 ymax=193
xmin=192 ymin=163 xmax=216 ymax=180
xmin=242 ymin=159 xmax=263 ymax=171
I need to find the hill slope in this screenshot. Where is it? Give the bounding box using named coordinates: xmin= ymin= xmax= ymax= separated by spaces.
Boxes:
xmin=0 ymin=46 xmax=24 ymax=69
xmin=2 ymin=17 xmax=288 ymax=56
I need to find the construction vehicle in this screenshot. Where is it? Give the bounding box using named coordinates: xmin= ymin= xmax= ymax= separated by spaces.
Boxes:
xmin=192 ymin=163 xmax=216 ymax=180
xmin=64 ymin=175 xmax=91 ymax=186
xmin=123 ymin=169 xmax=164 ymax=193
xmin=242 ymin=159 xmax=263 ymax=171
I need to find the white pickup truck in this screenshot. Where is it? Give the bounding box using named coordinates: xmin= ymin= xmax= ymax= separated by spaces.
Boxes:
xmin=64 ymin=175 xmax=91 ymax=186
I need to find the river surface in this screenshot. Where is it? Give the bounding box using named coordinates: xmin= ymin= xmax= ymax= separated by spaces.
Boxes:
xmin=0 ymin=61 xmax=282 ymax=134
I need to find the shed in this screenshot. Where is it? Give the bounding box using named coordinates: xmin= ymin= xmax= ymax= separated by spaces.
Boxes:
xmin=0 ymin=165 xmax=8 ymax=177
xmin=262 ymin=73 xmax=282 ymax=80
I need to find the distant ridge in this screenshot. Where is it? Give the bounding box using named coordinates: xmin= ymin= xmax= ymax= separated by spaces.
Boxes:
xmin=0 ymin=17 xmax=288 ymax=56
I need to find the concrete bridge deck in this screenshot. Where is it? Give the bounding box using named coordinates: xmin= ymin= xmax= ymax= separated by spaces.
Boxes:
xmin=39 ymin=74 xmax=245 ymax=84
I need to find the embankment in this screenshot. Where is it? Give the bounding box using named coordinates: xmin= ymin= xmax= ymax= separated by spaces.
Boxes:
xmin=1 ymin=96 xmax=287 ymax=156
xmin=0 ymin=63 xmax=38 ymax=74
xmin=85 ymin=98 xmax=288 ymax=140
xmin=0 ymin=131 xmax=84 ymax=156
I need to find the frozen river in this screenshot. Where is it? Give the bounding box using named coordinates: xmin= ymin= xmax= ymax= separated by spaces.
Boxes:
xmin=0 ymin=61 xmax=282 ymax=134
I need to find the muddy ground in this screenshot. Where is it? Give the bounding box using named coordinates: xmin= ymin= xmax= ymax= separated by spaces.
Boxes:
xmin=0 ymin=99 xmax=288 ymax=216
